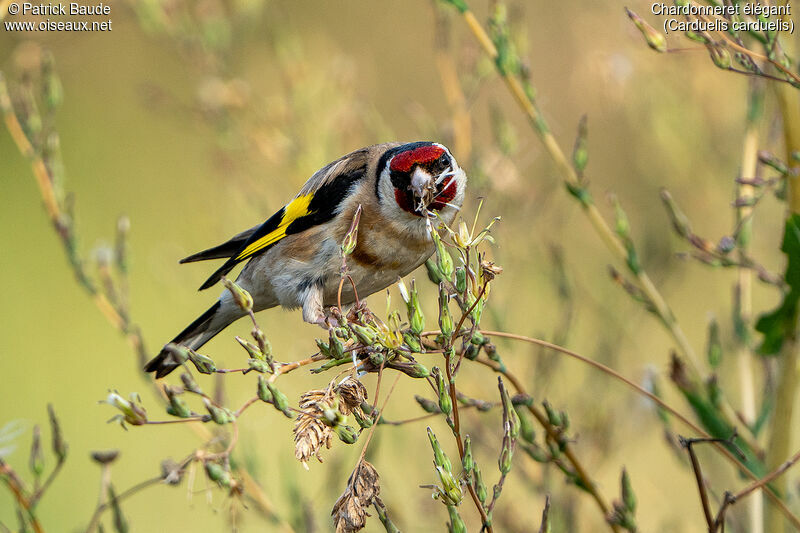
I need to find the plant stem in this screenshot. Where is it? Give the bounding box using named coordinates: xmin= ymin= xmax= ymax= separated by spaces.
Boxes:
xmin=474 ymin=330 xmax=800 ymax=529
xmin=766 ymin=24 xmax=800 ymax=530
xmin=473 ymin=357 xmax=619 ymax=532
xmin=0 ymin=69 xmax=293 ymax=532
xmin=454 ymin=4 xmax=708 ymax=375
xmin=0 ymin=461 xmax=44 ymax=533
xmin=449 ymin=0 xmax=767 ymax=460
xmin=737 ymin=78 xmax=763 ymax=533
xmin=444 ymin=347 xmax=492 ymax=531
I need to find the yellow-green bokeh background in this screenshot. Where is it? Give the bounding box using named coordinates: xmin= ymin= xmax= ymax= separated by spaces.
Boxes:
xmin=0 ymin=2 xmax=791 ymax=531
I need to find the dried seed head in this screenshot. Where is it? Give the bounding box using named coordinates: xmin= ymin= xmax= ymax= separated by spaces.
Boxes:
xmin=294 ymin=387 xmax=336 ymax=468
xmin=161 ymin=459 xmax=184 ymax=485
xmin=336 ymin=377 xmax=368 ymax=416
xmin=90 ymin=449 xmax=120 ymax=465
xmin=480 ymin=259 xmax=503 ymax=282
xmin=331 ymin=460 xmax=381 ymax=533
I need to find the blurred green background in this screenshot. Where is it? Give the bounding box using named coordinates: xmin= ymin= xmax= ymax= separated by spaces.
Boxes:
xmin=0 ymin=1 xmax=790 ymax=531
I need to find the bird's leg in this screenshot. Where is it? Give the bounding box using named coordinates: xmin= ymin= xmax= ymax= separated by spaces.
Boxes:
xmin=301 ymin=284 xmax=341 ymax=329
xmin=301 ymin=284 xmax=325 ymax=325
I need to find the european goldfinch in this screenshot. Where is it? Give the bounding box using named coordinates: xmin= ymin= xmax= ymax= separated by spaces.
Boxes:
xmin=145 ymin=141 xmax=467 ymax=378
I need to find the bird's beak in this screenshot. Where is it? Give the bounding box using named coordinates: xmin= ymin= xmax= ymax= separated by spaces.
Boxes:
xmin=410 ymin=167 xmax=434 ymax=199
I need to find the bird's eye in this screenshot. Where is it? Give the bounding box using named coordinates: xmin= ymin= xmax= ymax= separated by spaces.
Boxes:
xmin=434 ymin=153 xmax=450 ymax=172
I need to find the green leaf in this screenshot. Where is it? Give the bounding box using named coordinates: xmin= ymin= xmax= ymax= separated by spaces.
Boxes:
xmin=755 ymin=214 xmax=800 ymax=355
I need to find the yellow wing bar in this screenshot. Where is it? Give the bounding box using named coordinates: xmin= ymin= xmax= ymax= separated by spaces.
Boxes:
xmin=235 ymin=195 xmax=313 ymax=261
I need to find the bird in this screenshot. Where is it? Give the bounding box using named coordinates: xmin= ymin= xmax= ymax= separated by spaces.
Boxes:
xmin=144 ymin=141 xmax=467 ymax=378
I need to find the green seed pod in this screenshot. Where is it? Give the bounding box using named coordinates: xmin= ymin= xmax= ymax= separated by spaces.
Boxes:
xmin=473 ymin=463 xmax=487 ymax=504
xmin=499 ymin=377 xmax=520 ymax=440
xmin=425 ymin=258 xmax=444 ymax=285
xmin=706 ymin=317 xmax=722 ymax=369
xmin=251 ymin=328 xmax=272 ymax=359
xmin=522 ymin=442 xmax=550 ymax=463
xmin=187 ymin=350 xmax=216 ymax=374
xmin=222 ymin=278 xmax=253 ymax=312
xmin=29 ymin=425 xmax=44 ymax=477
xmin=163 ymin=343 xmax=189 ymax=365
xmin=335 ymin=425 xmax=358 ymax=444
xmin=387 ymin=360 xmax=430 ymax=378
xmin=455 ymin=267 xmax=467 ymax=293
xmin=104 ymin=392 xmax=148 ymax=426
xmin=498 ymin=437 xmax=514 ymax=474
xmin=248 ymin=358 xmax=270 ymax=373
xmin=204 ymin=462 xmax=231 ymax=488
xmin=438 ymin=284 xmax=454 ymax=338
xmin=435 ymin=369 xmax=453 ymax=415
xmin=436 ymin=465 xmax=463 ymax=505
xmin=403 ymin=331 xmax=422 ymax=352
xmin=426 ymin=427 xmax=452 ymax=472
xmin=515 ymin=406 xmax=536 ymax=444
xmin=415 ymin=395 xmax=441 ymax=414
xmin=310 ymin=358 xmax=351 ymax=373
xmin=203 ymin=398 xmax=234 ymax=425
xmin=353 ymin=408 xmax=373 ymax=429
xmin=432 ymin=231 xmax=454 ymax=280
xmin=659 ymin=189 xmax=692 ymax=239
xmin=352 ymin=324 xmax=377 ymax=346
xmin=340 ymin=206 xmax=361 ymax=256
xmin=267 ymin=383 xmax=292 ymax=418
xmin=315 ymin=338 xmax=331 ymax=357
xmin=165 ymin=388 xmax=192 ymax=418
xmin=409 ymin=279 xmax=425 ymax=335
xmin=709 ymin=44 xmax=731 ymax=70
xmin=180 ymin=373 xmax=202 ymax=394
xmin=543 ymin=401 xmax=561 ymax=427
xmin=621 ymin=468 xmax=637 ymax=513
xmin=40 ymin=52 xmax=63 ymax=111
xmin=625 ymin=8 xmax=667 ymax=53
xmin=47 ymin=404 xmax=68 ymax=461
xmin=257 ymin=376 xmax=272 ymax=403
xmin=462 ymin=435 xmax=474 ymax=475
xmin=329 ymin=329 xmax=346 ymax=359
xmin=463 ymin=344 xmax=479 ymax=360
xmin=236 ymin=336 xmax=263 ymax=361
xmin=447 ymin=505 xmax=467 ymax=533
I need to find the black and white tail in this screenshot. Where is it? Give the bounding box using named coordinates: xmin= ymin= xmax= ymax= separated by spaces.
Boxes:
xmin=144 ymin=301 xmax=232 ymax=378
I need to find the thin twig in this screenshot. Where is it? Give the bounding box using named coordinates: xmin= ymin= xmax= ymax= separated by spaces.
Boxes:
xmin=0 ymin=461 xmax=44 ymax=533
xmin=471 ymin=329 xmax=800 ymax=529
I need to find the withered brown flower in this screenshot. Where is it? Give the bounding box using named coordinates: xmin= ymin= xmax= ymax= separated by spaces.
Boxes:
xmin=331 ymin=459 xmax=381 ymax=533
